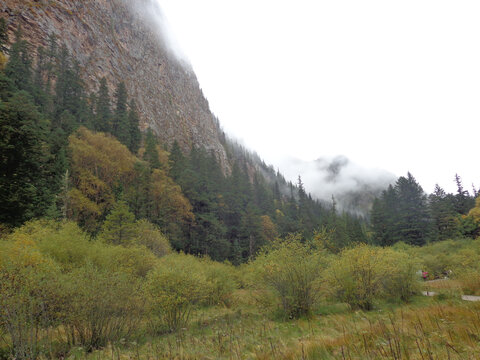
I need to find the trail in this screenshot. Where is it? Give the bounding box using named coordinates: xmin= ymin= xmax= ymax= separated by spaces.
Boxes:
xmin=422 ymin=279 xmax=480 ymax=302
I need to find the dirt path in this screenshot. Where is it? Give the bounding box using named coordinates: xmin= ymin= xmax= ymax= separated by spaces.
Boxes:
xmin=422 ymin=291 xmax=480 ymax=301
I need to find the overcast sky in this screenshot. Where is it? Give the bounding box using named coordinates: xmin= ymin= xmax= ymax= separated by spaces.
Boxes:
xmin=157 ymin=0 xmax=479 ymax=194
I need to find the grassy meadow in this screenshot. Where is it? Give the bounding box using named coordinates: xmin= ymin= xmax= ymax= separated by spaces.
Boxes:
xmin=2 ymin=221 xmax=480 ymax=359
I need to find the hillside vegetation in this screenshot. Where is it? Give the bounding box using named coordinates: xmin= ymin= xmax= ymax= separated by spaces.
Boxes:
xmin=1 ymin=21 xmax=480 ymax=360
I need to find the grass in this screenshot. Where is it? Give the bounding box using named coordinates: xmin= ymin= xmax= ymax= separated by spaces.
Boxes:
xmin=67 ymin=290 xmax=480 ymax=360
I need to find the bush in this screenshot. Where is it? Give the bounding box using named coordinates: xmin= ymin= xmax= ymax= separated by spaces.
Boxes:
xmin=62 ymin=263 xmax=143 ymax=351
xmin=200 ymin=258 xmax=238 ymax=307
xmin=0 ymin=235 xmax=62 ymax=360
xmin=144 ymin=254 xmax=206 ymax=332
xmin=93 ymin=244 xmax=157 ymax=278
xmin=328 ymin=244 xmax=383 ymax=310
xmin=133 ymin=219 xmax=171 ymax=257
xmin=254 ymin=234 xmax=325 ymax=319
xmin=381 ymin=249 xmax=420 ymax=302
xmin=327 ymin=244 xmax=419 ymax=310
xmin=17 ymin=220 xmax=93 ymax=272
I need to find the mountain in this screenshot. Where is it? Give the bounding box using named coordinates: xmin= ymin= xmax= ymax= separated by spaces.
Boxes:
xmin=0 ymin=0 xmax=393 ymax=216
xmin=0 ymin=0 xmax=229 ymax=169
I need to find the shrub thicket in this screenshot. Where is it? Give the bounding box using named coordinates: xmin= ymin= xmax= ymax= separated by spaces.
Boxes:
xmin=327 ymin=244 xmax=419 ymax=310
xmin=253 ymin=234 xmax=325 ymax=318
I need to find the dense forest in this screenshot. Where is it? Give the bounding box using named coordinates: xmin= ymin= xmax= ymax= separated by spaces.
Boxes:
xmin=0 ymin=24 xmax=371 ymax=263
xmin=2 ymin=22 xmax=480 ymax=360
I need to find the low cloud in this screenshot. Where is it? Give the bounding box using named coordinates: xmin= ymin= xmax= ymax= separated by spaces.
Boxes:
xmin=278 ymin=155 xmax=397 ymax=215
xmin=125 ymin=0 xmax=191 ymax=66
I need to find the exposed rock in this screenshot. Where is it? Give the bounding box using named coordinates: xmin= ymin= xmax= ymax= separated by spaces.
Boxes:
xmin=0 ymin=0 xmax=229 ymax=170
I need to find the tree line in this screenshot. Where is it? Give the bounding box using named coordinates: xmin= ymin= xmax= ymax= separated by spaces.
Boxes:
xmin=371 ymin=172 xmax=479 ymax=246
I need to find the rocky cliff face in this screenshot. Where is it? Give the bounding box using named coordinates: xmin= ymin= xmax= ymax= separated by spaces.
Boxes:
xmin=0 ymin=0 xmax=229 ymax=169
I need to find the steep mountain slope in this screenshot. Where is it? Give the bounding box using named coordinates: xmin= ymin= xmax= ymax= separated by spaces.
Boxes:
xmin=0 ymin=0 xmax=228 ymax=169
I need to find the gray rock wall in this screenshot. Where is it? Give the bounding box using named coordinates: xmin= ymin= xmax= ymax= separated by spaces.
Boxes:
xmin=0 ymin=0 xmax=229 ymax=170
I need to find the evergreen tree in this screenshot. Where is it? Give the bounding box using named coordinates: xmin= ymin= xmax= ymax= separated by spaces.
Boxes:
xmin=371 ymin=185 xmax=398 ymax=246
xmin=44 ymin=34 xmax=58 ymax=99
xmin=99 ymin=201 xmax=137 ymax=245
xmin=53 ymin=47 xmax=87 ymax=128
xmin=5 ymin=27 xmax=32 ymax=92
xmin=0 ymin=18 xmax=8 ymax=54
xmin=394 ymin=173 xmax=430 ymax=245
xmin=112 ymin=82 xmax=130 ymax=146
xmin=428 ymin=184 xmax=458 ymax=240
xmin=94 ymin=77 xmax=111 ymax=133
xmin=32 ymin=46 xmax=49 ymax=111
xmin=144 ymin=129 xmax=161 ymax=169
xmin=454 ymin=174 xmax=475 ymax=215
xmin=0 ymin=91 xmax=54 ymax=226
xmin=127 ymin=100 xmax=141 ymax=153
xmin=169 ymin=140 xmax=186 ymax=181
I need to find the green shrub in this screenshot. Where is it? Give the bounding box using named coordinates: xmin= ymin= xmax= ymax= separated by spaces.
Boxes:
xmin=327 ymin=244 xmax=383 ymax=310
xmin=327 ymin=244 xmax=419 ymax=310
xmin=381 ymin=249 xmax=420 ymax=302
xmin=254 ymin=234 xmax=325 ymax=319
xmin=0 ymin=235 xmax=62 ymax=360
xmin=93 ymin=244 xmax=157 ymax=278
xmin=200 ymin=258 xmax=238 ymax=307
xmin=62 ymin=263 xmax=143 ymax=351
xmin=144 ymin=254 xmax=206 ymax=332
xmin=133 ymin=219 xmax=171 ymax=257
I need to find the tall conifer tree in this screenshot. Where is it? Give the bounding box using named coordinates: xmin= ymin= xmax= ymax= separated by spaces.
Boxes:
xmin=94 ymin=77 xmax=111 ymax=133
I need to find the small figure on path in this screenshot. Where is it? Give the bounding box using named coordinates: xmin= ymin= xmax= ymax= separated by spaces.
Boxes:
xmin=422 ymin=271 xmax=428 ymax=281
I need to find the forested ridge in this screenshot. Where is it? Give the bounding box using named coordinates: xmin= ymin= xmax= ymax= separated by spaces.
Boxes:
xmin=0 ymin=25 xmax=370 ymax=262
xmin=2 ymin=22 xmax=480 ymax=360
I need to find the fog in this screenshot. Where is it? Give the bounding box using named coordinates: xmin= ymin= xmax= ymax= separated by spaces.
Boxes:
xmin=125 ymin=0 xmax=190 ymax=66
xmin=278 ymin=155 xmax=396 ymax=214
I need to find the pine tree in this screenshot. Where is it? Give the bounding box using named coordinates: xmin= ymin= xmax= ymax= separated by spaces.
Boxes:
xmin=394 ymin=173 xmax=430 ymax=246
xmin=127 ymin=100 xmax=141 ymax=153
xmin=144 ymin=129 xmax=161 ymax=169
xmin=31 ymin=46 xmax=50 ymax=111
xmin=169 ymin=140 xmax=186 ymax=181
xmin=0 ymin=91 xmax=54 ymax=226
xmin=454 ymin=174 xmax=475 ymax=215
xmin=428 ymin=184 xmax=458 ymax=240
xmin=371 ymin=185 xmax=398 ymax=246
xmin=99 ymin=200 xmax=137 ymax=245
xmin=112 ymin=82 xmax=130 ymax=146
xmin=94 ymin=77 xmax=111 ymax=133
xmin=0 ymin=18 xmax=8 ymax=54
xmin=5 ymin=27 xmax=32 ymax=92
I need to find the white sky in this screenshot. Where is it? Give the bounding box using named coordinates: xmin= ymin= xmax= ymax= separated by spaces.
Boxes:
xmin=157 ymin=0 xmax=480 ymax=194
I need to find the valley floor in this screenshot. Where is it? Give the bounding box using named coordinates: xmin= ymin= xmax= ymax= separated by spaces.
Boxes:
xmin=78 ymin=289 xmax=480 ymax=360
